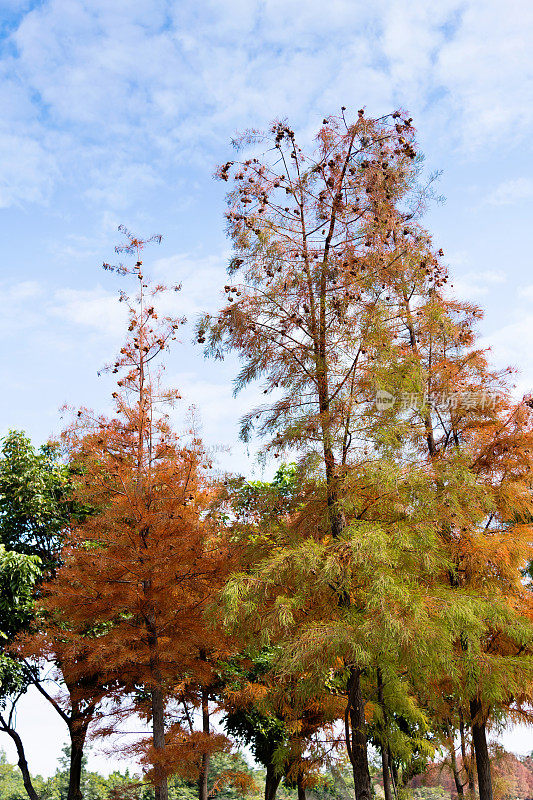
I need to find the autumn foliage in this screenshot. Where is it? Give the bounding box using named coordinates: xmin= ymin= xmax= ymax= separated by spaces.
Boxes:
xmin=33 ymin=230 xmax=233 ymax=800
xmin=200 ymin=110 xmax=533 ymax=800
xmin=3 ymin=112 xmax=533 ymax=800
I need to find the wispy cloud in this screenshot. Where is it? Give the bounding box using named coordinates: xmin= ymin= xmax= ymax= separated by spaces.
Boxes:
xmin=435 ymin=0 xmax=533 ymax=148
xmin=451 ymin=269 xmax=506 ymax=300
xmin=1 ymin=0 xmax=532 ymax=210
xmin=49 ymin=286 xmax=128 ymax=337
xmin=485 ymin=177 xmax=533 ymax=206
xmin=0 ymin=130 xmax=57 ymax=207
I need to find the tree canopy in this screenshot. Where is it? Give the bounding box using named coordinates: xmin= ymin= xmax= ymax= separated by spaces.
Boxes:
xmin=5 ymin=109 xmax=533 ymax=800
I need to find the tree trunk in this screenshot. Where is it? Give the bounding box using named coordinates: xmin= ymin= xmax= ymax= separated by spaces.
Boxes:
xmin=459 ymin=710 xmax=476 ymax=798
xmin=0 ymin=715 xmax=40 ymax=800
xmin=469 ymin=742 xmax=476 ymax=798
xmin=198 ymin=687 xmax=210 ymax=800
xmin=390 ymin=754 xmax=399 ymax=792
xmin=265 ymin=763 xmax=282 ymax=800
xmin=346 ymin=668 xmax=372 ymax=800
xmin=470 ymin=699 xmax=492 ymax=800
xmin=297 ymin=775 xmax=306 ymax=800
xmin=327 ymin=472 xmax=371 ymax=800
xmin=446 ymin=724 xmax=464 ymax=798
xmin=152 ymin=685 xmax=169 ymax=800
xmin=381 ymin=744 xmax=393 ymax=800
xmin=388 ymin=749 xmax=398 ymax=800
xmin=67 ymin=722 xmax=88 ymax=800
xmin=318 ymin=345 xmax=371 ymax=800
xmin=377 ymin=670 xmax=392 ymax=800
xmin=145 ymin=615 xmax=168 ymax=800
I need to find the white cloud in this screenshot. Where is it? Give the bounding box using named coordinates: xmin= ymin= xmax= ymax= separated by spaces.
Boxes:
xmin=0 ymin=278 xmax=125 ymax=349
xmin=0 ymin=268 xmax=258 ymax=474
xmin=153 ymin=251 xmax=230 ymax=315
xmin=381 ymin=1 xmax=458 ymax=87
xmin=49 ymin=286 xmax=127 ymax=336
xmin=0 ymin=0 xmax=31 ymax=13
xmin=518 ymin=284 xmax=533 ymax=300
xmin=166 ymin=370 xmax=266 ymax=476
xmin=5 ymin=280 xmax=41 ymax=300
xmin=0 ymin=280 xmax=45 ymax=335
xmin=0 ymin=130 xmax=57 ymax=207
xmin=84 ymin=162 xmax=163 ymax=210
xmin=447 ymin=268 xmax=506 ymax=300
xmin=481 ymin=313 xmax=533 ymax=399
xmin=0 ymin=247 xmax=229 ymax=344
xmin=0 ymin=0 xmax=531 ymax=210
xmin=478 ymin=278 xmax=533 ymax=398
xmin=435 ymin=0 xmax=533 ymax=148
xmin=485 ymin=177 xmax=533 ymax=206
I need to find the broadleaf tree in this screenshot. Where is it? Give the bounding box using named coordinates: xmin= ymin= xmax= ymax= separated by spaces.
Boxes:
xmin=0 ymin=431 xmax=102 ymax=800
xmin=0 ymin=544 xmax=41 ymax=800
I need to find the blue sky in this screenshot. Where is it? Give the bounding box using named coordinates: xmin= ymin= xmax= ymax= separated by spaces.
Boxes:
xmin=1 ymin=0 xmax=533 ymax=777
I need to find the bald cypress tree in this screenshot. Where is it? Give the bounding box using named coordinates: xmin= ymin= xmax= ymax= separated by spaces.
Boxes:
xmin=201 ymin=109 xmax=533 ymax=800
xmin=37 ymin=230 xmax=232 ymax=800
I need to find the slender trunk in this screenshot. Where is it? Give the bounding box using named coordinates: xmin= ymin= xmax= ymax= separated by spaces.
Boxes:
xmin=152 ymin=684 xmax=168 ymax=800
xmin=446 ymin=724 xmax=464 ymax=798
xmin=377 ymin=670 xmax=392 ymax=800
xmin=459 ymin=709 xmax=476 ymax=798
xmin=67 ymin=720 xmax=89 ymax=800
xmin=265 ymin=762 xmax=282 ymax=800
xmin=459 ymin=710 xmax=467 ymax=764
xmin=0 ymin=716 xmax=40 ymax=800
xmin=381 ymin=745 xmax=393 ymax=800
xmin=198 ymin=687 xmax=210 ymax=800
xmin=325 ymin=437 xmax=370 ymax=799
xmin=321 ymin=415 xmax=344 ymax=539
xmin=403 ymin=286 xmax=487 ymax=800
xmin=147 ymin=628 xmax=168 ymax=800
xmin=346 ymin=669 xmax=372 ymax=800
xmin=390 ymin=756 xmax=399 ymax=788
xmin=316 ymin=256 xmax=370 ymax=800
xmin=52 ymin=676 xmax=97 ymax=800
xmin=297 ymin=775 xmax=306 ymax=800
xmin=470 ymin=699 xmax=492 ymax=800
xmin=469 ymin=742 xmax=476 ymax=798
xmin=388 ymin=749 xmax=398 ymax=800
xmin=145 ymin=606 xmax=168 ymax=800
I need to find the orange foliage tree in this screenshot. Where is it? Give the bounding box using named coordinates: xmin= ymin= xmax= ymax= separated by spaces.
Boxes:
xmin=375 ymin=252 xmax=533 ymax=800
xmin=199 ymin=108 xmax=446 ymax=800
xmin=39 ymin=229 xmax=232 ymax=800
xmin=200 ymin=110 xmax=533 ymax=800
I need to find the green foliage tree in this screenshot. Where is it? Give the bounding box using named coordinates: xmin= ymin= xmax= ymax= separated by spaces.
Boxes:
xmin=0 ymin=546 xmax=41 ymax=800
xmin=0 ymin=431 xmax=102 ymax=800
xmin=222 ymin=652 xmax=288 ymax=800
xmin=220 ymin=469 xmax=338 ymax=800
xmin=199 ymin=108 xmax=461 ymax=800
xmin=0 ymin=750 xmax=48 ymax=800
xmin=0 ymin=432 xmax=71 ymax=568
xmin=0 ymin=748 xmax=263 ymax=800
